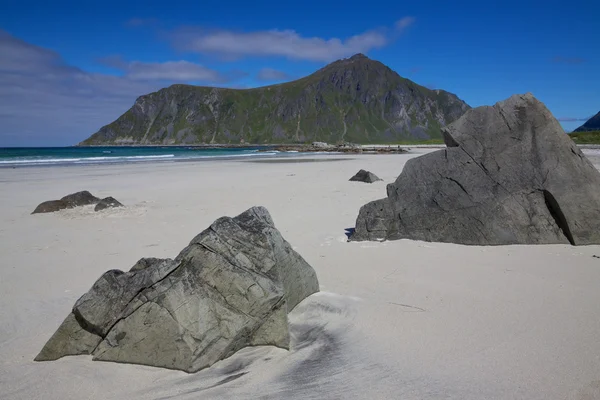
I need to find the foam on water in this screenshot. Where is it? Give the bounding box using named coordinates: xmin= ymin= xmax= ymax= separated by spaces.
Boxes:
xmin=0 ymin=154 xmax=176 ymax=165
xmin=0 ymin=146 xmax=300 ymax=167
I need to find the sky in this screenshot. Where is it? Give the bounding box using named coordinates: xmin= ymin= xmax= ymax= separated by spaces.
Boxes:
xmin=0 ymin=0 xmax=598 ymax=146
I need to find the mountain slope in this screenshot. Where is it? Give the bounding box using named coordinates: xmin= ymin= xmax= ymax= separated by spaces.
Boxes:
xmin=574 ymin=111 xmax=600 ymax=132
xmin=80 ymin=54 xmax=470 ymax=145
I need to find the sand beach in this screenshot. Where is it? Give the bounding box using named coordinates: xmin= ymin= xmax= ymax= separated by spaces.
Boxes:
xmin=1 ymin=149 xmax=600 ymax=399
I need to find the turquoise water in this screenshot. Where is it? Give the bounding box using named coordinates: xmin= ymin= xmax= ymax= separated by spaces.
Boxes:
xmin=0 ymin=146 xmax=286 ymax=167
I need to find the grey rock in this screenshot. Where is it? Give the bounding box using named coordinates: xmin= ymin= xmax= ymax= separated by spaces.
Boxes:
xmin=31 ymin=200 xmax=69 ymax=214
xmin=350 ymin=93 xmax=600 ymax=245
xmin=35 ymin=206 xmax=319 ymax=372
xmin=94 ymin=196 xmax=123 ymax=211
xmin=34 ymin=313 xmax=102 ymax=361
xmin=128 ymin=257 xmax=168 ymax=272
xmin=60 ymin=191 xmax=100 ymax=207
xmin=349 ymin=169 xmax=382 ymax=183
xmin=32 ymin=191 xmax=101 ymax=214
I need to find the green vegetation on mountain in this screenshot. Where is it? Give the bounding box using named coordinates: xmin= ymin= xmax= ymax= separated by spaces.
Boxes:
xmin=80 ymin=54 xmax=470 ymax=146
xmin=569 ymin=130 xmax=600 ymax=144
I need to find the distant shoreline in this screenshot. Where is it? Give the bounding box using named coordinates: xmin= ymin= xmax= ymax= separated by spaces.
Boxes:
xmin=72 ymin=143 xmax=445 ymax=152
xmin=73 ymin=143 xmax=272 ymax=148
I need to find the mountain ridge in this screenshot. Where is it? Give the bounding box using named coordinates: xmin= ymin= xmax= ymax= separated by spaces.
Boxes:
xmin=79 ymin=54 xmax=471 ymax=146
xmin=574 ymin=111 xmax=600 ymax=132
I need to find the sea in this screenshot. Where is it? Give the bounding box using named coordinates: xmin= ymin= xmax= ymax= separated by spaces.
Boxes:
xmin=0 ymin=146 xmax=310 ymax=168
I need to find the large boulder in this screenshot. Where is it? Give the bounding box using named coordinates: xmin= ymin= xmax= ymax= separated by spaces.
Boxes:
xmin=350 ymin=93 xmax=600 ymax=245
xmin=32 ymin=191 xmax=101 ymax=214
xmin=35 ymin=206 xmax=319 ymax=373
xmin=349 ymin=169 xmax=383 ymax=183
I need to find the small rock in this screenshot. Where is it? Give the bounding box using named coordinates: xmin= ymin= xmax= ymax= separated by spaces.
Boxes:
xmin=94 ymin=197 xmax=123 ymax=212
xmin=60 ymin=191 xmax=101 ymax=207
xmin=32 ymin=200 xmax=69 ymax=214
xmin=349 ymin=169 xmax=383 ymax=183
xmin=311 ymin=141 xmax=329 ymax=148
xmin=32 ymin=191 xmax=101 ymax=214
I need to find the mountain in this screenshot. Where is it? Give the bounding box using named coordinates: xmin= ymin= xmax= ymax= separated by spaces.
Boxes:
xmin=574 ymin=111 xmax=600 ymax=132
xmin=79 ymin=54 xmax=470 ymax=146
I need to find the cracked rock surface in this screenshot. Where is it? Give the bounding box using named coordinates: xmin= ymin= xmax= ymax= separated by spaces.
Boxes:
xmin=350 ymin=93 xmax=600 ymax=245
xmin=35 ymin=206 xmax=319 ymax=372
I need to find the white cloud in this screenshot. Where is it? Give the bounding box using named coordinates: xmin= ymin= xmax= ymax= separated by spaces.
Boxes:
xmin=395 ymin=17 xmax=415 ymax=31
xmin=0 ymin=31 xmax=236 ymax=146
xmin=256 ymin=67 xmax=291 ymax=82
xmin=172 ymin=26 xmax=393 ymax=62
xmin=98 ymin=55 xmax=225 ymax=81
xmin=172 ymin=17 xmax=415 ymax=62
xmin=127 ymin=60 xmax=218 ymax=81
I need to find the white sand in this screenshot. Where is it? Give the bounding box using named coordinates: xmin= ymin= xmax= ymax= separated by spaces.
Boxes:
xmin=2 ymin=150 xmax=600 ymax=400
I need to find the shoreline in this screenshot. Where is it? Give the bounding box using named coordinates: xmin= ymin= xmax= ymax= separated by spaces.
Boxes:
xmin=71 ymin=143 xmax=438 ymax=148
xmin=2 ymin=144 xmax=598 ymax=170
xmin=73 ymin=143 xmax=424 ymax=153
xmin=0 ymin=150 xmax=356 ymax=169
xmin=0 ymin=145 xmax=436 ymax=169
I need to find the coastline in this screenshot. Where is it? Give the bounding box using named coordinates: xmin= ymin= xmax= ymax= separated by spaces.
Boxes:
xmin=0 ymin=144 xmax=424 ymax=169
xmin=72 ymin=142 xmax=442 ymax=150
xmin=2 ymin=144 xmax=598 ymax=170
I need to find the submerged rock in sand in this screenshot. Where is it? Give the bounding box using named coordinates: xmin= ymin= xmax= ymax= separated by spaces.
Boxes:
xmin=349 ymin=169 xmax=382 ymax=183
xmin=31 ymin=200 xmax=70 ymax=214
xmin=94 ymin=196 xmax=123 ymax=211
xmin=35 ymin=206 xmax=320 ymax=373
xmin=32 ymin=190 xmax=101 ymax=214
xmin=351 ymin=93 xmax=600 ymax=245
xmin=60 ymin=191 xmax=100 ymax=207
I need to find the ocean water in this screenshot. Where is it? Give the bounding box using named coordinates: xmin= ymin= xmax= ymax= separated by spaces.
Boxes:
xmin=0 ymin=146 xmax=298 ymax=167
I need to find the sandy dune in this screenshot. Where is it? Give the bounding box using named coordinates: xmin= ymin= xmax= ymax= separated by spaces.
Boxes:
xmin=1 ymin=150 xmax=600 ymax=399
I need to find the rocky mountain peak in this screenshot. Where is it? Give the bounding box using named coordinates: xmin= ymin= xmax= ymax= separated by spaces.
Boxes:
xmin=79 ymin=55 xmax=470 ymax=146
xmin=349 ymin=53 xmax=368 ymax=60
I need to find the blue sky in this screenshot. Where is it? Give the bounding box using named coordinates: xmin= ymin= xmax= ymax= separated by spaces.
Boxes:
xmin=0 ymin=0 xmax=598 ymax=146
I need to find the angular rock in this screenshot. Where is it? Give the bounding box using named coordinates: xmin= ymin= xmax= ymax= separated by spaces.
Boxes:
xmin=35 ymin=206 xmax=319 ymax=372
xmin=350 ymin=93 xmax=600 ymax=245
xmin=94 ymin=197 xmax=123 ymax=211
xmin=32 ymin=191 xmax=101 ymax=214
xmin=349 ymin=169 xmax=382 ymax=183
